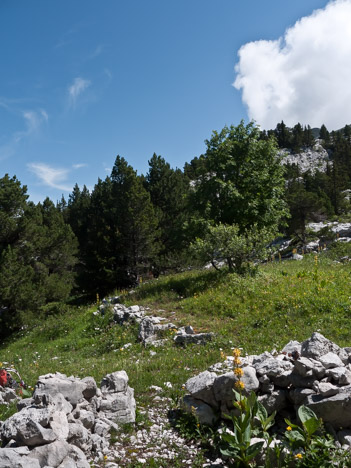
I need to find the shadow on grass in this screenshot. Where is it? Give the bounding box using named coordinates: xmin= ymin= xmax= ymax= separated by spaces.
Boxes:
xmin=133 ymin=268 xmax=228 ymax=301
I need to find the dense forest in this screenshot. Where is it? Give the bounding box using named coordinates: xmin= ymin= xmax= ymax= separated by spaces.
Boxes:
xmin=1 ymin=120 xmax=351 ymax=337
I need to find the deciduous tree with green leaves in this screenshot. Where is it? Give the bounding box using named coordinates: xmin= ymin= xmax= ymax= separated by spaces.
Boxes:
xmin=188 ymin=121 xmax=288 ymax=235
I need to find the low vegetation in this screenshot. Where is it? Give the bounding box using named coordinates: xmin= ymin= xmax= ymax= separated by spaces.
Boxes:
xmin=1 ymin=252 xmax=351 ymax=465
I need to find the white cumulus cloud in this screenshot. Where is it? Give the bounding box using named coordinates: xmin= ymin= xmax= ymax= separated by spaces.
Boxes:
xmin=28 ymin=163 xmax=72 ymax=191
xmin=234 ymin=0 xmax=351 ymax=129
xmin=68 ymin=77 xmax=91 ymax=108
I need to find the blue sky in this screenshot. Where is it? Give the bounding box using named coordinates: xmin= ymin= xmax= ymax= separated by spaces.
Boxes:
xmin=0 ymin=0 xmax=342 ymax=203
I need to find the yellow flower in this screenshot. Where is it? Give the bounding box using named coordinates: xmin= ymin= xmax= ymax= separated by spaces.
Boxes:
xmin=295 ymin=453 xmax=303 ymax=459
xmin=220 ymin=351 xmax=226 ymax=360
xmin=287 ymin=426 xmax=292 ymax=431
xmin=234 ymin=380 xmax=245 ymax=390
xmin=234 ymin=367 xmax=244 ymax=377
xmin=233 ymin=357 xmax=241 ymax=366
xmin=232 ymin=348 xmax=241 ymax=358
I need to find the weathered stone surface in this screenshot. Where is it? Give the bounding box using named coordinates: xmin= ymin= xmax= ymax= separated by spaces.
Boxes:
xmin=318 ymin=352 xmax=344 ymax=369
xmin=289 ymin=388 xmax=316 ymax=406
xmin=93 ymin=418 xmax=111 ymax=437
xmin=34 ymin=373 xmax=87 ymax=407
xmin=77 ymin=409 xmax=94 ymax=430
xmin=314 ymin=382 xmax=340 ymax=398
xmin=16 ymin=418 xmax=57 ymax=446
xmin=174 ymin=332 xmax=214 ymax=346
xmin=326 ymin=366 xmax=351 ymax=385
xmin=281 ymin=340 xmax=301 ymax=355
xmin=254 ymin=358 xmax=293 ymax=378
xmin=99 ymin=387 xmax=136 ymax=423
xmin=0 ymin=448 xmax=40 ymax=468
xmin=252 ymin=352 xmax=273 ymax=366
xmin=306 ymin=391 xmax=351 ymax=429
xmin=49 ymin=411 xmax=69 ymax=440
xmin=81 ymin=377 xmax=97 ymax=400
xmin=101 ymin=371 xmax=128 ymax=394
xmin=1 ymin=408 xmax=53 ymax=442
xmin=185 ymin=371 xmax=217 ymax=406
xmin=67 ymin=423 xmax=91 ymax=452
xmin=182 ymin=395 xmax=218 ymax=425
xmin=271 ymin=370 xmax=292 ymax=388
xmin=2 ymin=388 xmax=17 ymax=404
xmin=213 ymin=367 xmax=259 ymax=402
xmin=258 ymin=390 xmax=288 ymax=415
xmin=301 ymin=332 xmax=340 ymax=359
xmin=288 ymin=371 xmax=317 ymax=389
xmin=33 ymin=390 xmax=73 ymax=415
xmin=28 ymin=440 xmax=70 ymax=467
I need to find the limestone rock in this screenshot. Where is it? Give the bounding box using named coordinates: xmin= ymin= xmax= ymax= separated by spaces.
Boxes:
xmin=101 ymin=371 xmax=128 ymax=394
xmin=174 ymin=332 xmax=214 ymax=346
xmin=185 ymin=371 xmax=217 ymax=406
xmin=15 ymin=418 xmax=57 ymax=447
xmin=254 ymin=358 xmax=293 ymax=378
xmin=0 ymin=447 xmax=40 ymax=468
xmin=213 ymin=367 xmax=259 ymax=402
xmin=182 ymin=395 xmax=218 ymax=425
xmin=301 ymin=332 xmax=340 ymax=359
xmin=99 ymin=387 xmax=136 ymax=423
xmin=318 ymin=352 xmax=344 ymax=369
xmin=258 ymin=390 xmax=288 ymax=415
xmin=34 ymin=373 xmax=87 ymax=407
xmin=28 ymin=440 xmax=70 ymax=467
xmin=306 ymin=391 xmax=351 ymax=429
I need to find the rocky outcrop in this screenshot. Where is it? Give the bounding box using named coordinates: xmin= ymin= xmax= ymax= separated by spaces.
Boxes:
xmin=183 ymin=333 xmax=351 ymax=436
xmin=0 ymin=371 xmax=135 ymax=467
xmin=279 ymin=141 xmax=329 ymax=174
xmin=95 ymin=297 xmax=214 ymax=347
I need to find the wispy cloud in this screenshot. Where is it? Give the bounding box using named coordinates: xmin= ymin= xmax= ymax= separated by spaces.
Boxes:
xmin=28 ymin=162 xmax=87 ymax=191
xmin=68 ymin=77 xmax=91 ymax=108
xmin=27 ymin=163 xmax=72 ymax=191
xmin=23 ymin=109 xmax=48 ymax=133
xmin=89 ymin=44 xmax=104 ymax=60
xmin=104 ymin=68 xmax=113 ymax=80
xmin=0 ymin=108 xmax=48 ymax=161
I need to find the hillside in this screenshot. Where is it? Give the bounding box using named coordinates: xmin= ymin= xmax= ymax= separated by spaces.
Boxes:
xmin=1 ymin=251 xmax=351 ymax=466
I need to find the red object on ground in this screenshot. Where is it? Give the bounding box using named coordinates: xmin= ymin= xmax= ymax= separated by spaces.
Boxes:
xmin=0 ymin=368 xmax=8 ymax=387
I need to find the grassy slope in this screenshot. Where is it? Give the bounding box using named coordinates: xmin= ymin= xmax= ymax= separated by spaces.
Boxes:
xmin=1 ymin=254 xmax=351 ymax=407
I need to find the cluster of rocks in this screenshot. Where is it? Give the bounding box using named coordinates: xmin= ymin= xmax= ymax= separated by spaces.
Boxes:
xmin=308 ymin=221 xmax=351 ymax=242
xmin=97 ymin=299 xmax=214 ymax=347
xmin=279 ymin=141 xmax=329 ymax=174
xmin=183 ymin=332 xmax=351 ymax=441
xmin=0 ymin=371 xmax=136 ymax=468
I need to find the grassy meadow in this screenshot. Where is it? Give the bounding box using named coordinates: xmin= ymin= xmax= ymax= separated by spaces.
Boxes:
xmin=1 ymin=252 xmax=351 ymax=409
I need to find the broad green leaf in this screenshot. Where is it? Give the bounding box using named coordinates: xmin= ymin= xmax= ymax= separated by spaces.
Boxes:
xmin=304 ymin=416 xmax=321 ymax=436
xmin=246 ymin=441 xmax=265 ymax=460
xmin=298 ymin=405 xmax=318 ymax=424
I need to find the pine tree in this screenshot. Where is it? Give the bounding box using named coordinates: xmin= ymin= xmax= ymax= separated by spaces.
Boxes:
xmin=145 ymin=154 xmax=189 ymax=265
xmin=0 ymin=177 xmax=78 ymax=337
